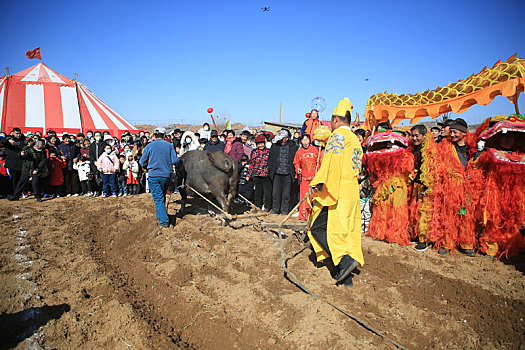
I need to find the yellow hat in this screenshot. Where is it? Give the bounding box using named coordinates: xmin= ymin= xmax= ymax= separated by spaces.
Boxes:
xmin=332 ymin=97 xmax=353 ymax=118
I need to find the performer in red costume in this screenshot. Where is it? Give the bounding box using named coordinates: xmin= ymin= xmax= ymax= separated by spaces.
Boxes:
xmin=293 ymin=134 xmax=319 ymax=221
xmin=365 ymin=124 xmax=415 ymax=246
xmin=471 ymin=114 xmax=525 ymax=258
xmin=426 ymin=118 xmax=479 ymax=256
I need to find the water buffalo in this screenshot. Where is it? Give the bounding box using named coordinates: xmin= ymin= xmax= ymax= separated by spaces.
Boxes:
xmin=179 ymin=150 xmax=238 ymax=215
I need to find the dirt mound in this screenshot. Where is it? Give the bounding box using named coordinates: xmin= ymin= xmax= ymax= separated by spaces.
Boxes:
xmin=0 ymin=196 xmax=524 ymax=349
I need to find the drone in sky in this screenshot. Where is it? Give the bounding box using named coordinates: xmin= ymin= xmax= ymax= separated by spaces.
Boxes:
xmin=261 ymin=7 xmax=270 ymax=12
xmin=364 ymin=78 xmax=370 ymax=82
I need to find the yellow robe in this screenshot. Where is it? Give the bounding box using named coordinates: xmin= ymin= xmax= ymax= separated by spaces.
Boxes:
xmin=307 ymin=126 xmax=364 ymax=266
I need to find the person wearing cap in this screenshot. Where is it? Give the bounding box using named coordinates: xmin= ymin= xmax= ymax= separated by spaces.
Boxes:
xmin=426 ymin=117 xmax=477 ymax=256
xmin=139 ymin=127 xmax=179 ymax=228
xmin=307 ymin=97 xmax=364 ymax=286
xmin=203 ymin=130 xmax=225 ymax=152
xmin=268 ymin=129 xmax=298 ymax=215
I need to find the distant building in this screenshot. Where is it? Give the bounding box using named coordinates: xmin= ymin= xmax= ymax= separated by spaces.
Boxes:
xmin=262 ymin=121 xmax=303 ymax=134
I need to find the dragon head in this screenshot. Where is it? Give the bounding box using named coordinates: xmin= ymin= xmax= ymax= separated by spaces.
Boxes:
xmin=366 ymin=130 xmax=409 ymax=154
xmin=476 ymin=114 xmax=525 ymax=166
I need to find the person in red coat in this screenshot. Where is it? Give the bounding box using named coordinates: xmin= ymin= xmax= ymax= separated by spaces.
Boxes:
xmin=0 ymin=150 xmax=11 ymax=198
xmin=293 ymin=134 xmax=319 ymax=221
xmin=48 ymin=150 xmax=67 ymax=197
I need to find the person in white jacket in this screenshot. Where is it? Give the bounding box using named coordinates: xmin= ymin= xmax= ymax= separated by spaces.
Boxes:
xmin=123 ymin=153 xmax=140 ymax=195
xmin=197 ymin=123 xmax=211 ymax=140
xmin=179 ymin=131 xmax=200 ymax=156
xmin=73 ymin=156 xmax=92 ymax=196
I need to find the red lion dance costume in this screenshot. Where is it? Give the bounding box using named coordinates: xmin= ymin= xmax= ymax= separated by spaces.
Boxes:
xmin=472 ymin=114 xmax=525 ymax=258
xmin=365 ymin=131 xmax=415 ymax=246
xmin=425 ymin=134 xmax=480 ymax=252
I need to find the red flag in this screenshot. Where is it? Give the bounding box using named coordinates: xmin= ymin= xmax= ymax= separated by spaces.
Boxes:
xmin=26 ymin=47 xmax=42 ymax=60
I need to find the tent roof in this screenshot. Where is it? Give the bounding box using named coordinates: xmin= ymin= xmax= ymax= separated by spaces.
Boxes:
xmin=0 ymin=63 xmax=137 ymax=136
xmin=11 ymin=62 xmax=75 ymax=86
xmin=364 ymin=54 xmax=525 ymax=127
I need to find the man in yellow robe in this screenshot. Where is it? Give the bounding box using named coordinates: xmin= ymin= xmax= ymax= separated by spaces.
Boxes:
xmin=307 ymin=97 xmax=364 ymax=286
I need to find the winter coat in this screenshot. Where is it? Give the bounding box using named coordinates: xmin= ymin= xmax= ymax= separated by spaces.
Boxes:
xmin=203 ymin=140 xmax=225 ymax=152
xmin=197 ymin=127 xmax=211 ymax=140
xmin=300 ymin=116 xmax=320 ymax=137
xmin=48 ymin=157 xmax=67 ymax=186
xmin=226 ymin=138 xmax=245 ymax=163
xmin=123 ymin=160 xmax=140 ymax=185
xmin=0 ymin=159 xmax=9 ymax=176
xmin=242 ymin=143 xmax=253 ymax=159
xmin=73 ymin=160 xmax=91 ymax=182
xmin=58 ymin=142 xmax=80 ymax=170
xmin=89 ymin=141 xmax=108 ymax=168
xmin=293 ymin=145 xmax=319 ymax=181
xmin=20 ymin=146 xmax=48 ymax=177
xmin=238 ymin=163 xmax=250 ymax=185
xmin=268 ymin=141 xmax=298 ymax=179
xmin=96 ymin=152 xmax=119 ymax=174
xmin=180 ymin=131 xmax=200 ymax=156
xmin=5 ymin=137 xmax=26 ymax=171
xmin=248 ymin=148 xmax=270 ymax=178
xmin=79 ymin=146 xmax=90 ymax=159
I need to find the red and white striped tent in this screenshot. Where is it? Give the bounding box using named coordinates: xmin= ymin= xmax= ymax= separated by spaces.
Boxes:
xmin=0 ymin=62 xmax=137 ymax=137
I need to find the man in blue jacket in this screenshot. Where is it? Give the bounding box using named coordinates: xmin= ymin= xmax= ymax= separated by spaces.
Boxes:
xmin=140 ymin=127 xmax=179 ymax=228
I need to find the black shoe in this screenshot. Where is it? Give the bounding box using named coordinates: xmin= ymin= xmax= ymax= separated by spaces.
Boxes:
xmin=0 ymin=195 xmax=5 ymax=199
xmin=159 ymin=223 xmax=170 ymax=228
xmin=414 ymin=242 xmax=429 ymax=252
xmin=335 ymin=255 xmax=358 ymax=282
xmin=438 ymin=248 xmax=450 ymax=256
xmin=7 ymin=195 xmax=19 ymax=201
xmin=462 ymin=248 xmax=476 ymax=257
xmin=36 ymin=197 xmax=42 ymax=202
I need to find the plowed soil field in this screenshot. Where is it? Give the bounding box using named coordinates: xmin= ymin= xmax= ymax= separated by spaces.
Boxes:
xmin=1 ymin=195 xmax=524 ymax=349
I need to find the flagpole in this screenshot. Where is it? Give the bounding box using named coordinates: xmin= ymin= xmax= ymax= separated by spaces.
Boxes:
xmin=74 ymin=76 xmax=85 ymax=134
xmin=279 ymin=101 xmax=282 ymax=123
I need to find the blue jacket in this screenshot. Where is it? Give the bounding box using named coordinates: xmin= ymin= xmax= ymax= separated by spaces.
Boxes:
xmin=139 ymin=139 xmax=179 ymax=178
xmin=57 ymin=142 xmax=80 ymax=170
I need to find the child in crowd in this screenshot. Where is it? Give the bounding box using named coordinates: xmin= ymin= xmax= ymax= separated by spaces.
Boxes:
xmin=74 ymin=155 xmax=92 ymax=196
xmin=198 ymin=138 xmax=207 ymax=150
xmin=247 ymin=134 xmax=271 ymax=211
xmin=235 ymin=154 xmax=250 ymax=204
xmin=80 ymin=138 xmax=91 ymax=159
xmin=0 ymin=151 xmax=11 ymax=198
xmin=117 ymin=155 xmax=127 ymax=196
xmin=123 ymin=153 xmax=140 ymax=195
xmin=96 ymin=144 xmax=119 ymax=197
xmin=48 ymin=151 xmax=67 ymax=198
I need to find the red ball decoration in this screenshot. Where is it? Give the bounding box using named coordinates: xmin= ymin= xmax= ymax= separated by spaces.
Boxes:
xmin=306 ymin=112 xmax=310 ymax=118
xmin=207 ymin=108 xmax=213 ymax=113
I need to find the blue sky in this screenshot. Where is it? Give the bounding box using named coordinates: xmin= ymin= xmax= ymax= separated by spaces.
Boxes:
xmin=1 ymin=0 xmax=524 ymax=127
